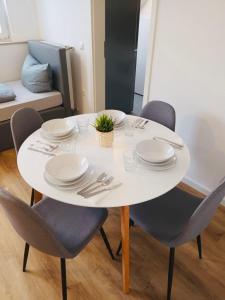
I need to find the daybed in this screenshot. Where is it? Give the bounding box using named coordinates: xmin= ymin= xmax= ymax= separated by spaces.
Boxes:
xmin=0 ymin=41 xmax=73 ymax=150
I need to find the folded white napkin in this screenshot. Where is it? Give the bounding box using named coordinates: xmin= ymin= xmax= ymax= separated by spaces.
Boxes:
xmin=28 ymin=140 xmax=59 ymax=156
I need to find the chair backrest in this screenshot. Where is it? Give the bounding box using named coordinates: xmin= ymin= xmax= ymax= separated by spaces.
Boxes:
xmin=10 ymin=108 xmax=43 ymax=154
xmin=171 ymin=178 xmax=225 ymax=247
xmin=0 ymin=189 xmax=71 ymax=258
xmin=140 ymin=101 xmax=176 ymax=131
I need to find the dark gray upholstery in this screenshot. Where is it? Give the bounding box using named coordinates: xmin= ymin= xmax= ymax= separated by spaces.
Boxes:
xmin=0 ymin=189 xmax=108 ymax=259
xmin=34 ymin=197 xmax=108 ymax=256
xmin=28 ymin=41 xmax=71 ymax=115
xmin=10 ymin=107 xmax=43 ymax=154
xmin=130 ymin=188 xmax=200 ymax=245
xmin=140 ymin=101 xmax=176 ymax=131
xmin=131 ymin=179 xmax=225 ymax=247
xmin=0 ymin=41 xmax=73 ymax=151
xmin=129 ymin=179 xmax=225 ymax=299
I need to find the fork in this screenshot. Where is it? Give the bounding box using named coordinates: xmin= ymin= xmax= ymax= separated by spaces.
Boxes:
xmin=81 ymin=176 xmax=114 ymax=196
xmin=84 ymin=183 xmax=122 ymax=199
xmin=77 ymin=172 xmax=107 ymax=195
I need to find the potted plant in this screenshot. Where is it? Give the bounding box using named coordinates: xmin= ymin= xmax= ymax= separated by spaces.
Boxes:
xmin=93 ymin=114 xmax=114 ymax=147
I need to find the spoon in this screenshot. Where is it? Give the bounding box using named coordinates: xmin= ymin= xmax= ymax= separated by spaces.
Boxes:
xmin=81 ymin=176 xmax=114 ymax=196
xmin=77 ymin=172 xmax=107 ymax=195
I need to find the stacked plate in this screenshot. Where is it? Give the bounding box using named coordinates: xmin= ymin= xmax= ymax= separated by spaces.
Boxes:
xmin=98 ymin=110 xmax=126 ymax=129
xmin=41 ymin=119 xmax=78 ymax=142
xmin=135 ymin=139 xmax=177 ymax=171
xmin=44 ymin=153 xmax=94 ymax=190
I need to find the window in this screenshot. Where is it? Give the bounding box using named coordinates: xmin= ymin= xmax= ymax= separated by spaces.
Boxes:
xmin=0 ymin=0 xmax=9 ymax=40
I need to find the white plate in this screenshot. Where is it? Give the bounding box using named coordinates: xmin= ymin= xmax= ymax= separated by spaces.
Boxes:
xmin=137 ymin=155 xmax=177 ymax=171
xmin=44 ymin=167 xmax=95 ymax=191
xmin=41 ymin=129 xmax=78 ymax=143
xmin=136 ymin=140 xmax=175 ymax=163
xmin=98 ymin=110 xmax=126 ymax=125
xmin=45 ymin=154 xmax=89 ymax=182
xmin=41 ymin=119 xmax=75 ymax=137
xmin=136 ymin=152 xmax=176 ymax=166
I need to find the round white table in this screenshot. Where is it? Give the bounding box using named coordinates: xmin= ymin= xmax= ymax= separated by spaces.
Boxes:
xmin=17 ymin=114 xmax=190 ymax=293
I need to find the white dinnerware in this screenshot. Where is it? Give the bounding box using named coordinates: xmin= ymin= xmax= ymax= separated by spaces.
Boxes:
xmin=44 ymin=166 xmax=94 ymax=190
xmin=45 ymin=153 xmax=89 ymax=182
xmin=98 ymin=109 xmax=126 ymax=125
xmin=41 ymin=119 xmax=75 ymax=138
xmin=136 ymin=139 xmax=175 ymax=163
xmin=41 ymin=129 xmax=78 ymax=143
xmin=136 ymin=154 xmax=177 ymax=171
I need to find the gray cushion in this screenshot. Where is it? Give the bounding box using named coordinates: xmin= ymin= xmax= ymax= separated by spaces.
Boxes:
xmin=0 ymin=84 xmax=16 ymax=103
xmin=21 ymin=54 xmax=52 ymax=93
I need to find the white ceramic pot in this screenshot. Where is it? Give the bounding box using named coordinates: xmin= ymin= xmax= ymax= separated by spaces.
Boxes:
xmin=96 ymin=130 xmax=114 ymax=147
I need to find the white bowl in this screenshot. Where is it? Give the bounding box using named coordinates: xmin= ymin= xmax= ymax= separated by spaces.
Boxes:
xmin=45 ymin=154 xmax=89 ymax=182
xmin=136 ymin=140 xmax=175 ymax=163
xmin=41 ymin=119 xmax=75 ymax=137
xmin=98 ymin=110 xmax=126 ymax=125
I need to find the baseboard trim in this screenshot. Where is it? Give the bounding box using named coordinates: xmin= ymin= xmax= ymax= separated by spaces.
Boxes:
xmin=182 ymin=176 xmax=225 ymax=206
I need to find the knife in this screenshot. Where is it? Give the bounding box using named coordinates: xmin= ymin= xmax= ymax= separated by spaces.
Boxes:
xmin=83 ymin=183 xmax=122 ymax=199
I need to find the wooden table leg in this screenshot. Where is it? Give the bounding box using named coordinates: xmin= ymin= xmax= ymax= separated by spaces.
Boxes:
xmin=121 ymin=205 xmax=130 ymax=294
xmin=34 ymin=190 xmax=42 ymax=203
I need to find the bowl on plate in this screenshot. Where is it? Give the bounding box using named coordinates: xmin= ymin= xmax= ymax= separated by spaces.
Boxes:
xmin=41 ymin=119 xmax=75 ymax=138
xmin=136 ymin=139 xmax=175 ymax=163
xmin=45 ymin=153 xmax=89 ymax=182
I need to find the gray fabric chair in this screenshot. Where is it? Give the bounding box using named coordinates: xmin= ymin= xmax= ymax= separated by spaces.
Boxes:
xmin=10 ymin=108 xmax=44 ymax=206
xmin=140 ymin=100 xmax=176 ymax=131
xmin=0 ymin=189 xmax=114 ymax=300
xmin=117 ymin=179 xmax=225 ymax=300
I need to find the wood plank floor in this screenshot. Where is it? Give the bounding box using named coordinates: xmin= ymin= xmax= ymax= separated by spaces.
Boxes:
xmin=0 ymin=149 xmax=225 ymax=299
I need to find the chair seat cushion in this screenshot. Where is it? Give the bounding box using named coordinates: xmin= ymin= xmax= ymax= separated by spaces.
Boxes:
xmin=33 ymin=197 xmax=108 ymax=257
xmin=0 ymin=83 xmax=16 ymax=103
xmin=130 ymin=187 xmax=201 ymax=245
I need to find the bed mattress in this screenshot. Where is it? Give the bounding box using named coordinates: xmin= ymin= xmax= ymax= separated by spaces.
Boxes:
xmin=0 ymin=80 xmax=63 ymax=122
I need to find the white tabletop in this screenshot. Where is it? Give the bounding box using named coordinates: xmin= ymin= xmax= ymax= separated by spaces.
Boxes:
xmin=17 ymin=114 xmax=190 ymax=208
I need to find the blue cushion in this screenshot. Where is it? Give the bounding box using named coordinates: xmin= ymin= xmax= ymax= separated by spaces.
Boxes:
xmin=21 ymin=54 xmax=52 ymax=93
xmin=0 ymin=84 xmax=16 ymax=103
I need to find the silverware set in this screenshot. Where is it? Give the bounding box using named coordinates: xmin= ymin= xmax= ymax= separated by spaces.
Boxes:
xmin=135 ymin=118 xmax=149 ymax=129
xmin=77 ymin=173 xmax=122 ymax=198
xmin=153 ymin=136 xmax=184 ymax=150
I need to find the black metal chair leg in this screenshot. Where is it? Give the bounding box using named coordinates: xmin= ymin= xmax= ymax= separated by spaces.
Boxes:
xmin=99 ymin=227 xmax=115 ymax=260
xmin=167 ymin=248 xmax=175 ymax=300
xmin=116 ymin=219 xmax=134 ymax=256
xmin=23 ymin=243 xmax=30 ymax=272
xmin=60 ymin=258 xmax=67 ymax=300
xmin=116 ymin=241 xmax=122 ymax=256
xmin=30 ymin=188 xmax=35 ymax=207
xmin=197 ymin=235 xmax=202 ymax=259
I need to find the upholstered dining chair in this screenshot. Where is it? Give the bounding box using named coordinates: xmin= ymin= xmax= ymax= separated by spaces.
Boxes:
xmin=0 ymin=189 xmax=114 ymax=300
xmin=140 ymin=100 xmax=176 ymax=131
xmin=117 ymin=179 xmax=225 ymax=300
xmin=117 ymin=100 xmax=176 ymax=254
xmin=10 ymin=107 xmax=44 ymax=206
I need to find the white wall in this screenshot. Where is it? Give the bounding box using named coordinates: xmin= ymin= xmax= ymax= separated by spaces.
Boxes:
xmin=6 ymin=0 xmax=39 ymax=42
xmin=149 ymin=0 xmax=225 ymax=193
xmin=91 ymin=0 xmax=105 ymax=112
xmin=135 ymin=0 xmax=152 ymax=95
xmin=0 ymin=0 xmax=39 ymax=82
xmin=35 ymin=0 xmax=94 ymax=113
xmin=0 ymin=43 xmax=28 ymax=82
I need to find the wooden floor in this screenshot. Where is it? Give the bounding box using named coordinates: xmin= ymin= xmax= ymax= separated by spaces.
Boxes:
xmin=0 ymin=149 xmax=225 ymax=300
